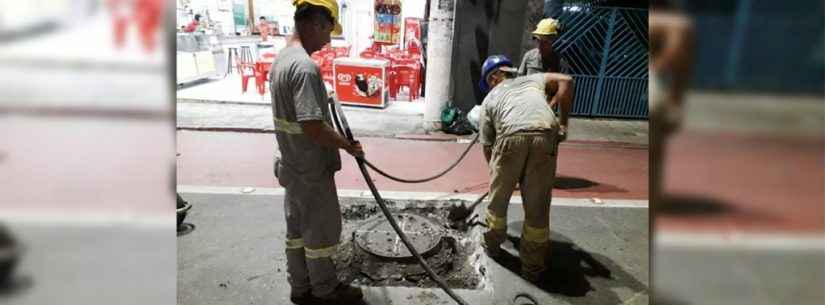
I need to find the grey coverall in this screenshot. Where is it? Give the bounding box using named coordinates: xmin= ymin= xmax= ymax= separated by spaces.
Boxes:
xmin=270 ymin=46 xmax=343 ymax=297
xmin=518 ymin=48 xmax=570 ymax=76
xmin=478 ymin=73 xmax=561 ymax=280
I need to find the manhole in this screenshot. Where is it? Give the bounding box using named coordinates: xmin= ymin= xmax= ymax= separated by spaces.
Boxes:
xmin=354 ymin=213 xmax=444 ymax=261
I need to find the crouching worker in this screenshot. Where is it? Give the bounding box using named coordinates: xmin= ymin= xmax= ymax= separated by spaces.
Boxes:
xmin=476 ymin=55 xmax=574 ymax=282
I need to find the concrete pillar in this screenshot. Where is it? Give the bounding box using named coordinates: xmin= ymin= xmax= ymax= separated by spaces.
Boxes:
xmin=521 ymin=0 xmax=545 ymax=60
xmin=422 ymin=0 xmax=456 ymax=131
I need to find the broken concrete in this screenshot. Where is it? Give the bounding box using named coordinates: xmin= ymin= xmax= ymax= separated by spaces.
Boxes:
xmin=337 ymin=199 xmax=486 ymax=290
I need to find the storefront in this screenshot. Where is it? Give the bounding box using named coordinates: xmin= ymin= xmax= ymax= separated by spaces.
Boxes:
xmin=176 ymin=0 xmax=430 ymax=101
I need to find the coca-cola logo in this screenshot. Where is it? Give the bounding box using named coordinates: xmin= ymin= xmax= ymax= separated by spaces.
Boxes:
xmin=337 ymin=73 xmax=352 ymax=82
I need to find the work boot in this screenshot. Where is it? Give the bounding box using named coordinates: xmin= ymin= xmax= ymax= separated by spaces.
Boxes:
xmin=289 ymin=290 xmax=316 ymax=305
xmin=316 ymin=283 xmax=363 ymax=305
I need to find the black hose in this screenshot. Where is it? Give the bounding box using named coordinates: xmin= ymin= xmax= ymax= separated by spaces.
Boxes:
xmin=328 ymin=101 xmax=479 ymax=184
xmin=362 ymin=132 xmax=479 ymax=183
xmin=329 ymin=100 xmax=470 ymax=305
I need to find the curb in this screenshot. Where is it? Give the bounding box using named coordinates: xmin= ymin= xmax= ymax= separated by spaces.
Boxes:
xmin=176 ymin=126 xmax=648 ymax=147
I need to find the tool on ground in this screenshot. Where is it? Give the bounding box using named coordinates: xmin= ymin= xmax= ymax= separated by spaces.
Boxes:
xmin=447 ymin=191 xmax=489 ymax=228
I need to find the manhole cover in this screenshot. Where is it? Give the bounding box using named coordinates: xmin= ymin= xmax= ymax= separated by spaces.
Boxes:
xmin=354 ymin=213 xmax=444 ymax=260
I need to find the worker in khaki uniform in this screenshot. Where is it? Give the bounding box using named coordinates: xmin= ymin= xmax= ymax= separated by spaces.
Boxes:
xmin=269 ymin=1 xmax=365 ymax=304
xmin=518 ymin=18 xmax=570 ymax=76
xmin=477 ymin=55 xmax=574 ymax=282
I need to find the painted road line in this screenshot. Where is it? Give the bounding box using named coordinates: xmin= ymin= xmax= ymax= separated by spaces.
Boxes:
xmin=657 ymin=231 xmax=825 ymax=252
xmin=177 ymin=185 xmax=649 ymax=208
xmin=0 ymin=211 xmax=171 ymax=228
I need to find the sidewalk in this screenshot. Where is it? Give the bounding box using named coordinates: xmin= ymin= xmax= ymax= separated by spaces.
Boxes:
xmin=176 ymin=100 xmax=649 ymax=145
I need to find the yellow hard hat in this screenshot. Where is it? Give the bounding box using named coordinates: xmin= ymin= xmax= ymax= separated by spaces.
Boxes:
xmin=532 ymin=18 xmax=560 ymax=37
xmin=293 ymin=0 xmax=343 ymax=35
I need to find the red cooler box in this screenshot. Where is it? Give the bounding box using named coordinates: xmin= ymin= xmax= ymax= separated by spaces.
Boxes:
xmin=333 ymin=58 xmax=389 ymax=108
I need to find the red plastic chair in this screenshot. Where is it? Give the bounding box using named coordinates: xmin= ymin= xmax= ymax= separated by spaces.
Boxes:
xmin=334 ymin=46 xmax=350 ymax=57
xmin=390 ymin=63 xmax=422 ymax=100
xmin=254 ymin=62 xmax=272 ymax=95
xmin=406 ymin=38 xmax=422 ymax=56
xmin=238 ymin=63 xmax=268 ymax=96
xmin=367 ymin=43 xmax=382 ymax=53
xmin=323 ymin=52 xmax=336 ymax=63
xmin=311 ymin=53 xmax=324 ymax=66
xmin=359 ymin=50 xmax=377 ymax=59
xmin=240 ymin=63 xmax=257 ymax=94
xmin=320 ymin=62 xmax=334 ymax=88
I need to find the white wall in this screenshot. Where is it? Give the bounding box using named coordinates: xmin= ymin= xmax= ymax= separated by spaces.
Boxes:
xmin=402 ymin=0 xmax=426 ymax=19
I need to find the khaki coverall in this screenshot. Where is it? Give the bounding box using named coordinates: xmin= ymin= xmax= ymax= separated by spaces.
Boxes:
xmin=478 ymin=73 xmax=561 ymax=280
xmin=270 ymin=46 xmax=343 ymax=297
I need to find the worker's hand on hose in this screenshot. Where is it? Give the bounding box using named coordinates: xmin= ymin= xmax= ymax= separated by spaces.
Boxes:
xmin=345 ymin=141 xmax=365 ymax=158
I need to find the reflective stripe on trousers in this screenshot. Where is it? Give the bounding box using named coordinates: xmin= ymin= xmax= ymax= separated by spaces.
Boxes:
xmin=522 ymin=224 xmax=549 ymax=243
xmin=485 ymin=209 xmax=507 ymax=232
xmin=304 ymin=244 xmax=337 ymax=259
xmin=285 ymin=238 xmax=304 ymax=249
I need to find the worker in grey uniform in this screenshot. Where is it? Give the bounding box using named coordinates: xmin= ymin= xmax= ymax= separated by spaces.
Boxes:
xmin=518 ymin=18 xmax=569 ymax=76
xmin=477 ymin=55 xmax=574 ymax=282
xmin=269 ymin=1 xmax=364 ymax=304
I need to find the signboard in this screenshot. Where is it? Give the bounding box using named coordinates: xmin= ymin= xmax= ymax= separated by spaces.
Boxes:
xmin=374 ymin=0 xmax=402 ymax=44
